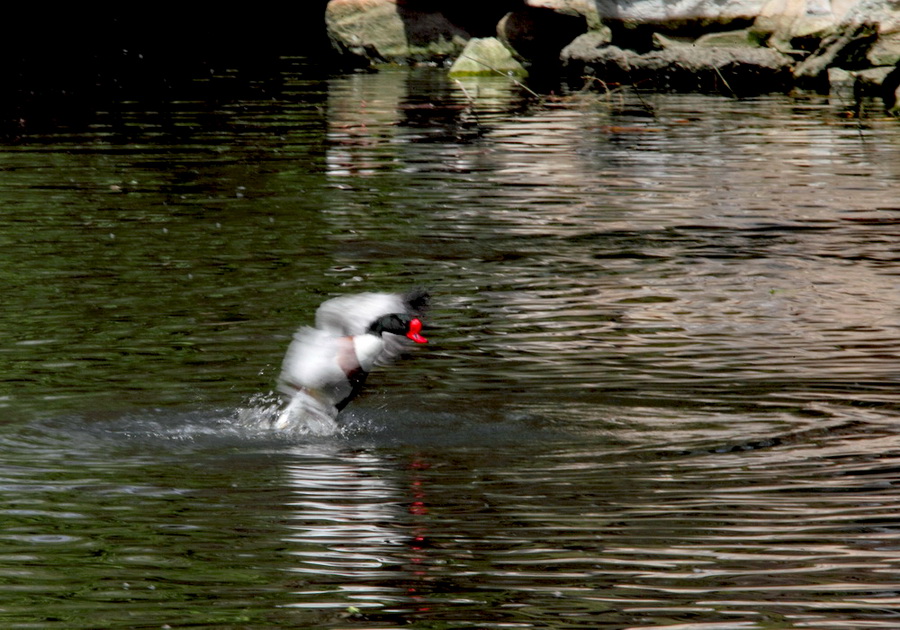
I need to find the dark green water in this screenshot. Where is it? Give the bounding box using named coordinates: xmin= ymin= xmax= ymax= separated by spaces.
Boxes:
xmin=1 ymin=63 xmax=900 ymax=629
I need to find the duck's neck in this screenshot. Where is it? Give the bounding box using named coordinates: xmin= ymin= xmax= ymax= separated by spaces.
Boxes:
xmin=366 ymin=314 xmax=392 ymax=337
xmin=352 ymin=333 xmax=384 ymax=372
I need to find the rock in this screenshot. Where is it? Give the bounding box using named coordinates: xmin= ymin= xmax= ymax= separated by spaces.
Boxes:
xmin=828 ymin=64 xmax=893 ymax=106
xmin=883 ymin=63 xmax=900 ymax=112
xmin=568 ymin=45 xmax=643 ymax=85
xmin=449 ymin=37 xmax=528 ymax=77
xmin=794 ymin=21 xmax=879 ymax=87
xmin=560 ymin=30 xmax=615 ymax=72
xmin=827 ymin=65 xmax=895 ymax=112
xmin=844 ymin=3 xmax=900 ymax=69
xmin=753 ymin=0 xmax=839 ymax=52
xmin=695 ymin=28 xmax=764 ymax=47
xmin=567 ymin=43 xmax=793 ymax=94
xmin=651 ymin=33 xmax=696 ymax=50
xmin=498 ymin=5 xmax=589 ymax=69
xmin=827 ymin=66 xmax=856 ymax=100
xmin=855 ymin=65 xmax=895 ymax=90
xmin=592 ymin=0 xmax=765 ymax=24
xmin=525 ymin=0 xmax=603 ymax=30
xmin=755 ymin=0 xmax=900 ymax=54
xmin=325 ymin=0 xmax=470 ymax=64
xmin=649 ymin=29 xmax=763 ymax=50
xmin=321 ymin=0 xmax=900 ymax=100
xmin=868 ymin=28 xmax=900 ymax=66
xmin=593 ymin=2 xmax=764 ymax=52
xmin=842 ymin=0 xmax=900 ymax=29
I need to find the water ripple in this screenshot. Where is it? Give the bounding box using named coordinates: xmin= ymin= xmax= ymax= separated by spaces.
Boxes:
xmin=1 ymin=69 xmax=900 ymax=628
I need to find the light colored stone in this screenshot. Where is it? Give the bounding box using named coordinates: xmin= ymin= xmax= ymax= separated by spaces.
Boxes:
xmin=325 ymin=0 xmax=469 ymax=63
xmin=695 ymin=28 xmax=763 ymax=47
xmin=651 ymin=27 xmax=771 ymax=52
xmin=869 ymin=28 xmax=900 ymax=65
xmin=652 ymin=33 xmax=696 ymax=49
xmin=449 ymin=37 xmax=528 ymax=77
xmin=827 ymin=66 xmax=856 ymax=98
xmin=326 ymin=0 xmax=406 ymax=60
xmin=592 ymin=0 xmax=766 ymax=22
xmin=586 ymin=0 xmax=895 ymax=27
xmin=855 ymin=64 xmax=895 ymax=86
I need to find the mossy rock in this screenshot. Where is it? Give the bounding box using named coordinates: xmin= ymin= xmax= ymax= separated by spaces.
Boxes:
xmin=449 ymin=37 xmax=528 ymax=77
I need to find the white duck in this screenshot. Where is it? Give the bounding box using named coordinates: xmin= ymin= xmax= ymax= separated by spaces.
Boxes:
xmin=273 ymin=289 xmax=429 ymax=431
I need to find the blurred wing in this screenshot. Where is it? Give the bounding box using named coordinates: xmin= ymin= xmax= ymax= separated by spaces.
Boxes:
xmin=277 ymin=327 xmax=353 ymax=399
xmin=315 ymin=292 xmax=407 ymax=336
xmin=314 ymin=289 xmax=430 ymax=367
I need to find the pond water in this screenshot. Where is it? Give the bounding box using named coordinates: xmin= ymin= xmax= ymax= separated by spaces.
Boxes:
xmin=1 ymin=61 xmax=900 ymax=629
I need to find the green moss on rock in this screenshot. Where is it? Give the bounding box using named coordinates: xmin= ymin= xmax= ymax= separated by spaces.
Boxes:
xmin=449 ymin=37 xmax=528 ymax=77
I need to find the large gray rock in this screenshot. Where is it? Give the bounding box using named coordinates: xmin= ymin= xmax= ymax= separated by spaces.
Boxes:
xmin=592 ymin=0 xmax=767 ymax=23
xmin=586 ymin=0 xmax=897 ymax=34
xmin=525 ymin=0 xmax=603 ymax=29
xmin=325 ymin=0 xmax=470 ymax=64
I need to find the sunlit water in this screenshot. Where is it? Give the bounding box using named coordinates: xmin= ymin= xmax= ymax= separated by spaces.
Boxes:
xmin=1 ymin=62 xmax=900 ymax=628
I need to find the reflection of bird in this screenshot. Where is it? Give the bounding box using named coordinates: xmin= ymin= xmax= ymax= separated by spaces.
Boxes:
xmin=274 ymin=289 xmax=429 ymax=431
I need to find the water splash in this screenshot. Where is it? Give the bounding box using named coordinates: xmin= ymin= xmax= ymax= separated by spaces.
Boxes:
xmin=236 ymin=391 xmax=342 ymax=437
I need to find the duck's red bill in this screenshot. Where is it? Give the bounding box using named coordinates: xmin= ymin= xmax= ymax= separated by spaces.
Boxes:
xmin=406 ymin=318 xmax=428 ymax=344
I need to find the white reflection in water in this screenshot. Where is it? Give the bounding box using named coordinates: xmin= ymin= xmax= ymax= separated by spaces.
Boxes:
xmin=280 ymin=449 xmax=432 ymax=613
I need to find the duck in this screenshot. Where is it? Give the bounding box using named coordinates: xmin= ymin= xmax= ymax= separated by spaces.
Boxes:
xmin=273 ymin=289 xmax=429 ymax=431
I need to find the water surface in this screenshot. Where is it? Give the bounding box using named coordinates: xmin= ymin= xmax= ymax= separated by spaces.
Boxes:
xmin=1 ymin=64 xmax=899 ymax=628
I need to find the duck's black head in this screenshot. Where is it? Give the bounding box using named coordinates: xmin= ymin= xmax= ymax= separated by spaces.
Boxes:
xmin=368 ymin=313 xmax=428 ymax=344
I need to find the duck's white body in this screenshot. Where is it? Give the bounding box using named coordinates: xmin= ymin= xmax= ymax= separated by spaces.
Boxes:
xmin=273 ymin=329 xmax=387 ymax=431
xmin=273 ymin=290 xmax=428 ymax=432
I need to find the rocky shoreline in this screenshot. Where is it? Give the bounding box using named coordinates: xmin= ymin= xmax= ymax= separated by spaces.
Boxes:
xmin=325 ymin=0 xmax=900 ymax=112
